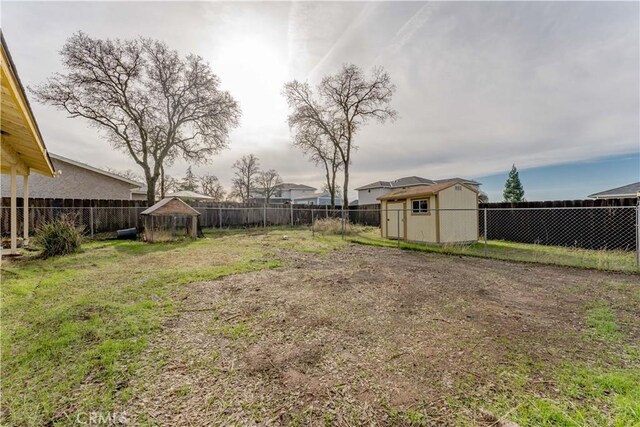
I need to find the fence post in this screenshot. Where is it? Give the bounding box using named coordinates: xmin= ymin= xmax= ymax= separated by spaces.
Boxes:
xmin=263 ymin=205 xmax=267 ymax=228
xmin=325 ymin=205 xmax=328 ymax=218
xmin=290 ymin=204 xmax=294 ymax=227
xmin=312 ymin=209 xmax=315 ymax=238
xmin=89 ymin=207 xmax=94 ymax=239
xmin=341 ymin=207 xmax=345 ymax=240
xmin=397 ymin=209 xmax=401 ymax=247
xmin=483 ymin=208 xmax=488 ymax=256
xmin=219 ymin=206 xmax=222 ymax=229
xmin=636 ymin=203 xmax=639 ymax=268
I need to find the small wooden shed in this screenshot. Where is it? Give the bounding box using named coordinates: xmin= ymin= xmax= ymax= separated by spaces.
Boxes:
xmin=378 ymin=181 xmax=479 ymax=244
xmin=140 ymin=197 xmax=200 ymax=242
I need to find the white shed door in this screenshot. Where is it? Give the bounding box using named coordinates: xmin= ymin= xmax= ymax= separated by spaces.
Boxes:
xmin=386 ymin=201 xmax=405 ymax=239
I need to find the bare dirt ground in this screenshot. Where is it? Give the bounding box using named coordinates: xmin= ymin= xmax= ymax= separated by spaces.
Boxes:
xmin=125 ymin=243 xmax=639 ymax=426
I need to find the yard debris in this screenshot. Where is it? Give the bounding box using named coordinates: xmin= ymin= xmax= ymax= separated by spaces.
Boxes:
xmin=478 ymin=407 xmax=521 ymax=427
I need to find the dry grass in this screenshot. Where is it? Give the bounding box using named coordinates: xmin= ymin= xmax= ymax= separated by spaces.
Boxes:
xmin=311 ymin=217 xmax=364 ymax=235
xmin=122 ymin=240 xmax=639 ymax=426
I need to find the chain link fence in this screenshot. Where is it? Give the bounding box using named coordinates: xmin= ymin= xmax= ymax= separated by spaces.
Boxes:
xmin=2 ymin=205 xmax=638 ymax=268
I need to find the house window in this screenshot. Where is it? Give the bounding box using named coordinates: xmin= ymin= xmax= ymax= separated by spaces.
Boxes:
xmin=412 ymin=199 xmax=429 ymax=213
xmin=455 ymin=185 xmax=462 ymax=191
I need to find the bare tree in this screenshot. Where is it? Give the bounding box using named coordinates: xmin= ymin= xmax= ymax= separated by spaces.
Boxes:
xmin=32 ymin=32 xmax=241 ymax=206
xmin=231 ymin=154 xmax=260 ymax=203
xmin=199 ymin=174 xmax=226 ymax=202
xmin=283 ymin=64 xmax=397 ymax=206
xmin=256 ymin=169 xmax=282 ymax=204
xmin=104 ymin=167 xmax=143 ymax=183
xmin=292 ymin=124 xmax=342 ymax=208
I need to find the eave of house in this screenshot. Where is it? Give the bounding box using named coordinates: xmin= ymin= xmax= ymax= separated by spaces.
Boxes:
xmin=0 ymin=33 xmax=54 ymax=177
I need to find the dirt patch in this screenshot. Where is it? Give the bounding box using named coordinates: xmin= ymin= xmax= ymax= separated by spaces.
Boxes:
xmin=124 ymin=244 xmax=639 ymax=425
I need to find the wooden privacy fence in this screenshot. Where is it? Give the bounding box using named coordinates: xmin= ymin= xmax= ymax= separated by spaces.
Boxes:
xmin=0 ymin=198 xmax=382 ymax=237
xmin=2 ymin=197 xmax=636 ymax=252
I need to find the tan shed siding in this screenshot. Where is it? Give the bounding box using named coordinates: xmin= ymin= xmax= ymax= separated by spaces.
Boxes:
xmin=381 ymin=200 xmax=388 ymax=237
xmin=437 ymin=185 xmax=478 ymax=243
xmin=384 ymin=200 xmax=405 ymax=239
xmin=406 ymin=195 xmax=437 ymax=242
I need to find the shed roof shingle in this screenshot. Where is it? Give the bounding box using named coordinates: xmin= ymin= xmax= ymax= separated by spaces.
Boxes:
xmin=140 ymin=197 xmax=200 ymax=216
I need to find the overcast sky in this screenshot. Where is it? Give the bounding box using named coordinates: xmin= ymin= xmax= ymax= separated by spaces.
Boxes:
xmin=2 ymin=1 xmax=638 ymax=200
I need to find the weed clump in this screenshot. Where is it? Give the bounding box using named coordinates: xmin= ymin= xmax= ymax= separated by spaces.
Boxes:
xmin=33 ymin=213 xmax=84 ymax=257
xmin=311 ymin=217 xmax=361 ymax=235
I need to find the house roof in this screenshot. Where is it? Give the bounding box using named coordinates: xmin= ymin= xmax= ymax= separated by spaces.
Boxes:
xmin=355 ymin=180 xmax=392 ymax=191
xmin=276 ymin=183 xmax=316 ymax=191
xmin=356 ymin=176 xmax=434 ymax=191
xmin=378 ymin=180 xmax=479 ymax=201
xmin=131 ymin=187 xmax=147 ymax=194
xmin=293 ymin=191 xmax=332 ymax=201
xmin=588 ymin=182 xmax=640 ymax=199
xmin=390 ymin=176 xmax=435 ymax=187
xmin=1 ymin=32 xmax=55 ymax=177
xmin=356 ymin=176 xmax=480 ymax=191
xmin=434 ymin=177 xmax=481 ymax=185
xmin=140 ymin=197 xmax=200 ymax=216
xmin=50 ymin=153 xmax=142 ymax=187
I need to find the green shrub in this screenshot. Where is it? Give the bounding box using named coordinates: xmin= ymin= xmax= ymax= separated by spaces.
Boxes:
xmin=33 ymin=214 xmax=85 ymax=257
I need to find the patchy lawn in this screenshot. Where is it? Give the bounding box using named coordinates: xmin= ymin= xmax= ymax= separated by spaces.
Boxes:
xmin=1 ymin=228 xmax=639 ymax=426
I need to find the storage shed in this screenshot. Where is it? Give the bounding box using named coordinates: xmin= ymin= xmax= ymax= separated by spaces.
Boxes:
xmin=378 ymin=181 xmax=479 ymax=244
xmin=140 ymin=197 xmax=200 ymax=242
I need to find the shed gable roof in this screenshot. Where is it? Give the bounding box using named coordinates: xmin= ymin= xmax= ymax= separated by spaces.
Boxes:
xmin=140 ymin=197 xmax=200 ymax=216
xmin=378 ymin=180 xmax=478 ymax=201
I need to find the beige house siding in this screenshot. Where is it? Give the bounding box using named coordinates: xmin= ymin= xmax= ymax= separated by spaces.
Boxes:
xmin=437 ymin=185 xmax=478 ymax=243
xmin=0 ymin=158 xmax=136 ymax=200
xmin=359 ymin=187 xmax=392 ymax=205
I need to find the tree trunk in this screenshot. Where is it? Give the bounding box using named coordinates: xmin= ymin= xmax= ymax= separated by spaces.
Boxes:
xmin=330 ymin=169 xmax=337 ymax=209
xmin=160 ymin=166 xmax=166 ymax=199
xmin=146 ymin=176 xmax=158 ymax=206
xmin=342 ymin=162 xmax=349 ymax=208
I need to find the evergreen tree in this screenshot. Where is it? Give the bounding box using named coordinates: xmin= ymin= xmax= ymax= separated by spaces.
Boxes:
xmin=503 ymin=164 xmax=525 ymax=202
xmin=180 ymin=166 xmax=199 ymax=192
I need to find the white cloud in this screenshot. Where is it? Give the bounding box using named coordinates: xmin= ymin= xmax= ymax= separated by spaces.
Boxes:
xmin=2 ymin=1 xmax=637 ymax=198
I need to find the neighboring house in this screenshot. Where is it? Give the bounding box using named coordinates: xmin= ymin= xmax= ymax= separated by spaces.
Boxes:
xmin=356 ymin=176 xmax=481 ymax=205
xmin=131 ymin=187 xmax=148 ymax=201
xmin=292 ymin=191 xmax=334 ymax=206
xmin=379 ymin=180 xmax=479 ymax=244
xmin=588 ymin=182 xmax=640 ymax=200
xmin=249 ymin=183 xmax=316 ymax=204
xmin=1 ymin=153 xmax=142 ymax=200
